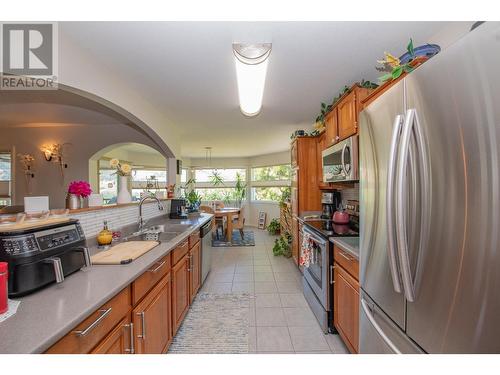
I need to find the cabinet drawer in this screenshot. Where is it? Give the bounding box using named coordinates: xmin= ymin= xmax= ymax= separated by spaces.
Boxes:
xmin=132 ymin=254 xmax=171 ymax=305
xmin=334 ymin=245 xmax=359 ymax=281
xmin=46 ymin=287 xmax=131 ymax=354
xmin=188 ymin=231 xmax=200 ymax=248
xmin=172 ymin=240 xmax=189 ymax=265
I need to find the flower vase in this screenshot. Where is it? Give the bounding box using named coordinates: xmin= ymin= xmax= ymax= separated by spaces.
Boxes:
xmin=117 ymin=175 xmax=132 ymax=204
xmin=66 ymin=193 xmax=82 ymax=210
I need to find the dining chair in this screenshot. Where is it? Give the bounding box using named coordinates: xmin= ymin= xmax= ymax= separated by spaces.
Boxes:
xmin=232 ymin=206 xmax=245 ymax=239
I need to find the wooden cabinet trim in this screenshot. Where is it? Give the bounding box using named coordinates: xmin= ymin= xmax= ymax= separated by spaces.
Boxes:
xmin=172 ymin=240 xmax=189 ymax=265
xmin=91 ymin=316 xmax=133 ymax=354
xmin=171 ymin=253 xmax=190 ymax=335
xmin=334 ymin=245 xmax=359 ymax=281
xmin=132 ymin=253 xmax=171 ymax=306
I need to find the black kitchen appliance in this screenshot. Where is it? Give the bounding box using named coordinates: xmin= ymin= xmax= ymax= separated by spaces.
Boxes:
xmin=0 ymin=219 xmax=91 ymax=297
xmin=169 ymin=198 xmax=188 ymax=219
xmin=320 ymin=191 xmax=341 ymax=219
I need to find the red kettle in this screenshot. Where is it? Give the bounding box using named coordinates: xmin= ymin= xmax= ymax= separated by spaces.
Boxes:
xmin=332 ymin=204 xmax=350 ymax=224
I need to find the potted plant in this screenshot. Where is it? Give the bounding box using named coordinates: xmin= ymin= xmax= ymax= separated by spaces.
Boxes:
xmin=66 ymin=180 xmax=92 ymax=209
xmin=267 ymin=218 xmax=281 ymax=235
xmin=233 ymin=172 xmax=246 ymax=208
xmin=109 ymin=159 xmax=132 ymax=204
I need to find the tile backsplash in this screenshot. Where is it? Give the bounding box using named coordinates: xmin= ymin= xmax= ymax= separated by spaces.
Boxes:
xmin=340 ymin=183 xmax=359 ymax=206
xmin=70 ymin=200 xmax=171 ymax=238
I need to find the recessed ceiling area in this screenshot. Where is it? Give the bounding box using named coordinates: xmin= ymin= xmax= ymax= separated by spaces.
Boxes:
xmin=59 ymin=22 xmax=468 ymax=158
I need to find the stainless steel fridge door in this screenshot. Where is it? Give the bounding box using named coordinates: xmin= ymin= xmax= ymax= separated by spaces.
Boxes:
xmin=359 ymin=80 xmax=406 ymax=330
xmin=359 ymin=291 xmax=423 ymax=354
xmin=404 ymin=22 xmax=500 ymax=353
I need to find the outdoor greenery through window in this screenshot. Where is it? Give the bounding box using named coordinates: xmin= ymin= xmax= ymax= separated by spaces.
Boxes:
xmin=188 ymin=168 xmax=246 ymax=204
xmin=0 ymin=152 xmax=12 ymax=206
xmin=250 ymin=164 xmax=291 ymax=202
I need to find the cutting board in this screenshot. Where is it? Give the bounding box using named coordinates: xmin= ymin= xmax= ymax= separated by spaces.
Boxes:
xmin=91 ymin=241 xmax=160 ymax=265
xmin=0 ymin=217 xmax=71 ymax=232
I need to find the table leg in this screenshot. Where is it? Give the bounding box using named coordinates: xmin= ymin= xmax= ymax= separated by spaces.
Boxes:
xmin=227 ymin=214 xmax=233 ymax=242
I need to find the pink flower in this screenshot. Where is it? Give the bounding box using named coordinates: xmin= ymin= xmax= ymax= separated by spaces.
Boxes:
xmin=68 ymin=181 xmax=92 ymax=198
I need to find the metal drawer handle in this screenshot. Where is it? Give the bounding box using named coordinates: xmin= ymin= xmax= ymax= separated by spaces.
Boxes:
xmin=125 ymin=322 xmax=134 ymax=354
xmin=73 ymin=307 xmax=112 ymax=336
xmin=330 ymin=265 xmax=335 ymax=285
xmin=136 ymin=311 xmax=146 ymax=339
xmin=148 ymin=260 xmax=166 ymax=273
xmin=187 ymin=254 xmax=192 ymax=272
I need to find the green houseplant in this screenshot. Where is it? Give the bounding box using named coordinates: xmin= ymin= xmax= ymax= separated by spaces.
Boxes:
xmin=272 ymin=234 xmax=292 ymax=258
xmin=267 ymin=218 xmax=280 ymax=235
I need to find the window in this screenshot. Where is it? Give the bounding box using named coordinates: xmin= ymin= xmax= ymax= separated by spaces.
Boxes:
xmin=99 ymin=169 xmax=118 ymax=204
xmin=131 ymin=169 xmax=167 ymax=201
xmin=181 ymin=168 xmax=188 ymax=183
xmin=0 ymin=152 xmax=12 ymax=206
xmin=190 ymin=168 xmax=246 ymax=203
xmin=250 ymin=164 xmax=291 ymax=202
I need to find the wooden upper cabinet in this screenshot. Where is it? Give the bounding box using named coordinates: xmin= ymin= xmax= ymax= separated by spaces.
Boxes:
xmin=189 ymin=241 xmax=201 ymax=303
xmin=337 ymin=90 xmax=358 ymax=141
xmin=91 ymin=316 xmax=133 ymax=354
xmin=133 ymin=275 xmax=172 ymax=354
xmin=333 ymin=263 xmax=360 ymax=354
xmin=324 ymin=108 xmax=338 ymax=148
xmin=171 ymin=253 xmax=190 ymax=335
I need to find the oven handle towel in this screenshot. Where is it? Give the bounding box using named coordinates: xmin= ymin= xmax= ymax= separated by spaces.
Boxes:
xmin=299 ymin=231 xmax=315 ymax=267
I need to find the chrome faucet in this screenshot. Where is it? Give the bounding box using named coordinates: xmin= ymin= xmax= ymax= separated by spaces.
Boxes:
xmin=138 ymin=195 xmax=164 ymax=232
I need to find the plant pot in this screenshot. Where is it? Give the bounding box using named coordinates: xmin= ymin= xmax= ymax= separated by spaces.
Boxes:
xmin=66 ymin=193 xmax=82 ymax=210
xmin=117 ymin=175 xmax=132 ymax=204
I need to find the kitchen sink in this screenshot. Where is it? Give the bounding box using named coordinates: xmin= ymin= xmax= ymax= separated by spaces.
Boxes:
xmin=124 ymin=231 xmax=180 ymax=243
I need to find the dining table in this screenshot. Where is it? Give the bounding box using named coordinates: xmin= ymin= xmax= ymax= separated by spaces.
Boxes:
xmin=214 ymin=207 xmax=241 ymax=242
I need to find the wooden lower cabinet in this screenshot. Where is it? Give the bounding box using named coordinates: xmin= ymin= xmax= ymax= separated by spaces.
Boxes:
xmin=333 ymin=263 xmax=359 ymax=353
xmin=133 ymin=275 xmax=172 ymax=354
xmin=172 ymin=253 xmax=190 ymax=335
xmin=189 ymin=241 xmax=201 ymax=303
xmin=291 ymin=217 xmax=299 ymax=265
xmin=91 ymin=316 xmax=133 ymax=354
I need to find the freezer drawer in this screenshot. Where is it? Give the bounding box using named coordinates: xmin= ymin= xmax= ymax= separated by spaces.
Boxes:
xmin=360 ymin=291 xmax=423 ymax=354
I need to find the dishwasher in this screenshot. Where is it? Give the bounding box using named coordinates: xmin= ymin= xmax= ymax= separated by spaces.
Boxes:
xmin=200 ymin=218 xmax=214 ymax=284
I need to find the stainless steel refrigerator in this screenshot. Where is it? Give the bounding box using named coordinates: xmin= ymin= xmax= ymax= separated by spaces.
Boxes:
xmin=359 ymin=22 xmax=500 ymax=354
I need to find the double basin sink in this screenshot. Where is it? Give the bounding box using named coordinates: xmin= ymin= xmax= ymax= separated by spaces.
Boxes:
xmin=122 ymin=223 xmax=192 ymax=243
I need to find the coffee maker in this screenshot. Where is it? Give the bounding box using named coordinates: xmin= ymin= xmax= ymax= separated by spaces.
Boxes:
xmin=321 ymin=191 xmax=341 ymax=219
xmin=169 ymin=198 xmax=188 ymax=219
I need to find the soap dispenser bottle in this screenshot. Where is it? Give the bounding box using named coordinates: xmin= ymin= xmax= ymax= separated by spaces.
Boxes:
xmin=97 ymin=220 xmax=113 ymax=247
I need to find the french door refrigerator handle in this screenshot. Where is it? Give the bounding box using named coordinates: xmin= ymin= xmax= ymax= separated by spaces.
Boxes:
xmin=361 ymin=298 xmax=402 ymax=354
xmin=396 ymin=109 xmax=417 ymax=302
xmin=386 ymin=114 xmax=403 ymax=294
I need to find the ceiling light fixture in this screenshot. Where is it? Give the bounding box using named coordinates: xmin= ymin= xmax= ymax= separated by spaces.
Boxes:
xmin=233 ymin=43 xmax=272 ymax=117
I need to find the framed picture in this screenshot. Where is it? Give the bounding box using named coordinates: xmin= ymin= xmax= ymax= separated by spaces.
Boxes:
xmin=258 ymin=211 xmax=267 ymax=229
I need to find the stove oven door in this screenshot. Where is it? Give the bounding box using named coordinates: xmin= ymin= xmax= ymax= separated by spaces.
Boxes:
xmin=302 ymin=226 xmax=329 ymax=309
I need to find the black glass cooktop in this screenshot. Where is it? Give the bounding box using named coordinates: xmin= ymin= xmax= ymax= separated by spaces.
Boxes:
xmin=303 ymin=219 xmax=359 ymax=238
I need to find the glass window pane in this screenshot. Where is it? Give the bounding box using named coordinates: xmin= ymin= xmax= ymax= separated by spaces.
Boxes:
xmin=181 ymin=168 xmax=188 ymax=183
xmin=0 ymin=153 xmax=11 ymax=181
xmin=99 ymin=169 xmax=118 ymax=204
xmin=195 ymin=188 xmax=237 ymax=202
xmin=194 ymin=168 xmax=246 ymax=183
xmin=251 ymin=164 xmax=291 ymax=181
xmin=132 ymin=169 xmax=167 ymax=182
xmin=251 ymin=187 xmax=290 ymax=202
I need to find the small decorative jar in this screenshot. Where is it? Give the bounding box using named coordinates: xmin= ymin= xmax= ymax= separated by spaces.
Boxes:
xmin=66 ymin=193 xmax=82 ymax=210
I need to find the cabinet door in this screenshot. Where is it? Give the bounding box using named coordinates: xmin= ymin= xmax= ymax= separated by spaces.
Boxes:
xmin=337 ymin=91 xmax=358 ymax=141
xmin=189 ymin=241 xmax=201 ymax=303
xmin=91 ymin=316 xmax=133 ymax=354
xmin=325 ymin=108 xmax=338 ymax=147
xmin=133 ymin=275 xmax=172 ymax=354
xmin=334 ymin=264 xmax=360 ymax=353
xmin=172 ymin=254 xmax=190 ymax=335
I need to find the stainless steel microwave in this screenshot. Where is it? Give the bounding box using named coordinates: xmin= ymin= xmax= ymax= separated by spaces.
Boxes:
xmin=322 ymin=135 xmax=358 ymax=182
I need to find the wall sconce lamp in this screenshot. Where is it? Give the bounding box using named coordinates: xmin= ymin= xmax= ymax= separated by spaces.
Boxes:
xmin=40 ymin=143 xmax=69 ymax=180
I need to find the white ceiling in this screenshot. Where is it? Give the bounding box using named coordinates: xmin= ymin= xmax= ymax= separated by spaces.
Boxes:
xmin=61 ymin=22 xmax=456 ymax=158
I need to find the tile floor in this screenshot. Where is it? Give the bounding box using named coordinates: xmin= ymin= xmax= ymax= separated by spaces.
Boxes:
xmin=199 ymin=227 xmax=350 ymax=354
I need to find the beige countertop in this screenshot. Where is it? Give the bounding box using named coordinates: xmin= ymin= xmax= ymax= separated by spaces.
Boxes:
xmin=0 ymin=213 xmax=212 ymax=354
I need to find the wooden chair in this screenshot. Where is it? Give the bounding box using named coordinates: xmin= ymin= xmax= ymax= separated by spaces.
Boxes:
xmin=214 ymin=201 xmax=225 ymax=210
xmin=199 ymin=205 xmax=214 ymax=214
xmin=232 ymin=207 xmax=245 ymax=239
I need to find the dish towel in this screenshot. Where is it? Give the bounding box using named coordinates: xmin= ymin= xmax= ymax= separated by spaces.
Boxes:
xmin=299 ymin=231 xmax=315 ymax=268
